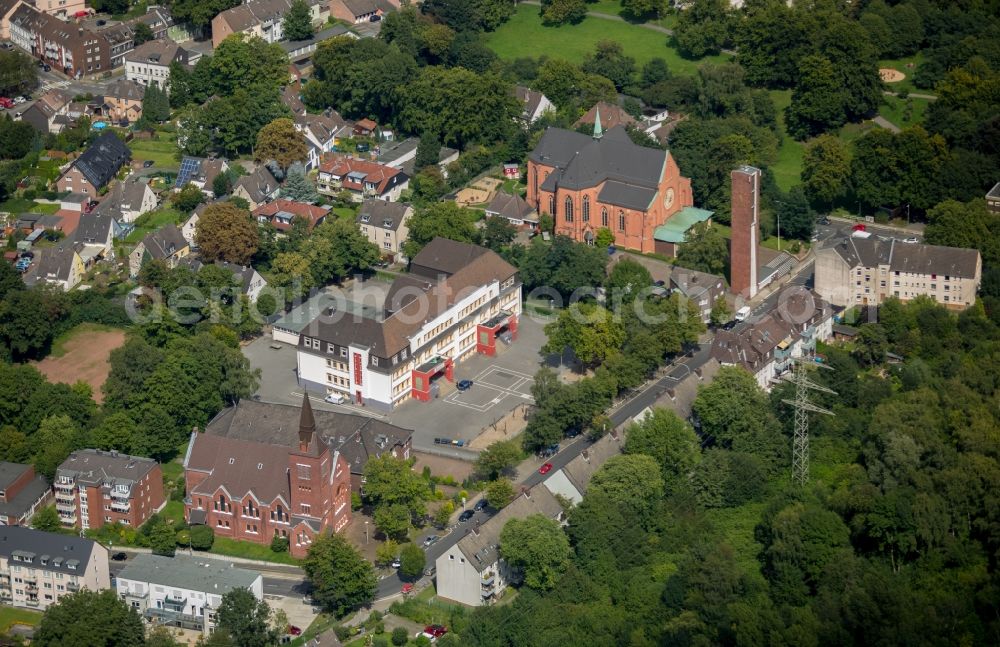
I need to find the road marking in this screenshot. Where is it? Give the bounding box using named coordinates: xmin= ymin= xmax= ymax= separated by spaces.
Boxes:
xmin=38 ymin=80 xmax=70 ymax=92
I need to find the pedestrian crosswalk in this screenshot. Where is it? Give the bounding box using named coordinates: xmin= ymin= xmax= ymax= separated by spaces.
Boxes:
xmin=37 ymin=80 xmax=70 ymax=92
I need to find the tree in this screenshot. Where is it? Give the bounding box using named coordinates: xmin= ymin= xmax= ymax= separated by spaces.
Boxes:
xmin=675 ymin=222 xmax=728 ymax=276
xmin=480 ymin=216 xmax=518 ymax=252
xmin=581 ymin=40 xmax=636 ymax=92
xmin=540 ymin=0 xmax=586 ymax=25
xmin=415 ymin=131 xmax=441 ymax=171
xmin=200 ymin=34 xmax=290 ymax=99
xmin=625 ymin=409 xmax=700 ymax=495
xmin=486 ymin=478 xmax=516 ymax=509
xmin=303 ymin=533 xmax=376 ymax=617
xmin=391 ymin=627 xmax=409 ymax=646
xmin=589 ymin=454 xmax=664 ymax=522
xmin=132 ymin=22 xmax=154 ymax=46
xmin=850 ymin=127 xmax=950 ymax=211
xmin=433 ymin=501 xmax=454 ymax=528
xmin=281 ymin=162 xmax=319 ymax=203
xmin=543 ymin=302 xmax=625 ymax=366
xmin=255 ymin=118 xmax=308 ymax=172
xmin=499 ymin=514 xmax=571 ymax=590
xmin=923 ymin=199 xmax=1000 ymax=267
xmin=0 ymin=115 xmax=36 ymax=160
xmin=149 ymin=520 xmax=177 ymax=557
xmin=775 ymin=185 xmax=814 ymax=241
xmin=31 ymin=505 xmax=62 ymax=533
xmin=33 ymin=415 xmax=80 ymax=480
xmin=363 ymin=455 xmax=429 ymax=518
xmin=422 ymin=0 xmax=514 ymax=32
xmin=301 ymin=219 xmax=380 ymax=285
xmin=709 ymin=295 xmax=731 ymax=327
xmin=399 ymin=543 xmax=426 ymax=580
xmin=402 ymin=203 xmax=479 ymax=258
xmin=785 ymin=55 xmax=847 ymax=140
xmin=622 ymin=0 xmax=666 ymax=20
xmin=216 ymin=587 xmax=277 ymax=647
xmin=475 ymin=440 xmax=522 ymax=480
xmin=146 ymin=625 xmax=183 ymax=647
xmin=518 ymin=235 xmax=608 ymax=302
xmin=761 ymin=501 xmax=851 ymax=603
xmin=0 ymin=50 xmax=37 ymax=97
xmin=675 ymin=0 xmax=733 ymax=59
xmin=692 ymin=366 xmax=774 ymax=453
xmin=142 ymin=83 xmax=170 ymax=123
xmin=172 ymin=184 xmax=205 ymax=212
xmin=34 ymin=589 xmax=145 ymax=647
xmin=282 ymin=0 xmax=314 ymax=41
xmin=190 ymin=524 xmax=215 ymax=550
xmin=196 ymin=202 xmax=260 ymax=264
xmin=269 ymin=252 xmax=313 ymax=303
xmin=801 ymin=134 xmax=851 ymax=208
xmin=605 ymin=258 xmax=652 ymax=305
xmin=374 ymin=503 xmax=411 ymax=540
xmin=375 ymin=539 xmax=400 ymax=567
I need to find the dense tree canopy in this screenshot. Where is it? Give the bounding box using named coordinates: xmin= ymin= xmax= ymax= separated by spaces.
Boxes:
xmin=35 ymin=590 xmax=145 ymax=647
xmin=195 ymin=202 xmax=260 ymax=265
xmin=303 ymin=534 xmax=376 ymax=617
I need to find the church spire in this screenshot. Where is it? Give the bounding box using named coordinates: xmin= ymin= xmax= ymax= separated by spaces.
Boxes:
xmin=593 ymin=106 xmax=603 ymax=140
xmin=299 ymin=391 xmax=316 ymax=451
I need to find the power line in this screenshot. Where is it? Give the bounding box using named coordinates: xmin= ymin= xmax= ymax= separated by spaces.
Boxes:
xmin=781 ymin=356 xmax=836 ymax=485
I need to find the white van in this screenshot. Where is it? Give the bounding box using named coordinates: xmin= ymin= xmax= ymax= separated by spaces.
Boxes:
xmin=734 ymin=306 xmax=752 ymax=322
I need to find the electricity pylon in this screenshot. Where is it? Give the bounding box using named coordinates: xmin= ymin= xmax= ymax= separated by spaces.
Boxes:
xmin=782 ymin=357 xmax=835 ymax=485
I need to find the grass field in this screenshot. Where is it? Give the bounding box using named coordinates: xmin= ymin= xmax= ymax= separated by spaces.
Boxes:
xmin=34 ymin=323 xmax=126 ymax=403
xmin=768 ymin=90 xmax=805 ymax=193
xmin=878 ymin=94 xmax=930 ymax=130
xmin=0 ymin=606 xmax=42 ymax=631
xmin=125 ymin=207 xmax=184 ymax=243
xmin=209 ymin=536 xmax=302 ymax=565
xmin=129 ymin=133 xmax=181 ymax=170
xmin=330 ymin=206 xmax=356 ymax=221
xmin=0 ymin=198 xmax=60 ymax=214
xmin=878 ymin=52 xmax=925 ymax=95
xmin=485 ymin=5 xmax=727 ymax=74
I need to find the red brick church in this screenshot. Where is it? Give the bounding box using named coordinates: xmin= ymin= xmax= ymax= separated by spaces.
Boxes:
xmin=526 ymin=111 xmax=696 ymax=253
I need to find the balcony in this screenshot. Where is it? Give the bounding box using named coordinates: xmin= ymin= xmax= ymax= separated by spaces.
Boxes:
xmin=25 ymin=599 xmax=38 ymax=607
xmin=110 ymin=489 xmax=131 ymax=500
xmin=111 ymin=501 xmax=131 ymax=513
xmin=66 ymin=582 xmax=79 ymax=592
xmin=54 ymin=481 xmax=74 ymax=492
xmin=144 ymin=608 xmax=205 ymax=632
xmin=56 ymin=500 xmax=76 ymax=512
xmin=481 ymin=573 xmax=495 ymax=588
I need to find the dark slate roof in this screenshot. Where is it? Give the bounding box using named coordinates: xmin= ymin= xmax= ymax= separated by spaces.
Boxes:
xmin=104 ymin=79 xmax=145 ymax=102
xmin=280 ymin=24 xmax=351 ymax=53
xmin=0 ymin=526 xmax=99 ymax=576
xmin=597 ymin=180 xmax=657 ymax=211
xmin=485 ymin=191 xmax=535 ymax=221
xmin=30 ymin=244 xmax=77 ymax=283
xmin=0 ymin=473 xmax=50 ymax=522
xmin=73 ymin=213 xmax=115 ymax=245
xmin=825 ymin=237 xmax=981 ymax=279
xmin=72 ymin=132 xmax=130 ymax=190
xmin=57 ymin=449 xmax=158 ymax=487
xmin=356 ymin=200 xmax=411 ymax=232
xmin=141 ymin=224 xmax=187 ymax=259
xmin=409 ymin=237 xmax=491 ymax=279
xmin=234 ymin=165 xmax=279 ymax=204
xmin=531 ymin=125 xmax=665 ymax=193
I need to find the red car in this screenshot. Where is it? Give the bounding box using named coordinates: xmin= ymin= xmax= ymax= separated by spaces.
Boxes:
xmin=0 ymin=98 xmax=13 ymax=109
xmin=538 ymin=462 xmax=553 ymax=475
xmin=852 ymin=223 xmax=866 ymax=232
xmin=287 ymin=626 xmax=302 ymax=636
xmin=422 ymin=625 xmax=448 ymax=640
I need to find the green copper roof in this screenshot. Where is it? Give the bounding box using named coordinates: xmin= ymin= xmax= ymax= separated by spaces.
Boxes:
xmin=593 ymin=106 xmax=602 ymax=139
xmin=653 ymin=206 xmax=714 ymax=243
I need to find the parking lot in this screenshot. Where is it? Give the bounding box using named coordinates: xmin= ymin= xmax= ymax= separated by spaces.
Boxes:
xmin=442 ymin=365 xmax=535 ymax=412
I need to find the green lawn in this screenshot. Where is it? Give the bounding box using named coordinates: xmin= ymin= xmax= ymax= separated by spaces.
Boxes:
xmin=161 ymin=500 xmax=185 ymax=525
xmin=331 ymin=206 xmax=356 ymax=221
xmin=0 ymin=606 xmax=42 ymax=631
xmin=878 ymin=94 xmax=929 ymax=130
xmin=878 ymin=52 xmax=925 ymax=95
xmin=208 ymin=536 xmax=302 ymax=565
xmin=768 ymin=90 xmax=805 ymax=193
xmin=161 ymin=460 xmax=184 ymax=482
xmin=129 ymin=133 xmax=181 ymax=170
xmin=125 ymin=208 xmax=184 ymax=244
xmin=485 ymin=5 xmax=727 ymax=74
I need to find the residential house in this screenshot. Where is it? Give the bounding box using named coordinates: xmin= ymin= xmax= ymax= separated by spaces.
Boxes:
xmin=9 ymin=3 xmax=110 ymax=78
xmin=71 ymin=213 xmax=117 ymax=264
xmin=297 ymin=238 xmax=521 ymax=409
xmin=33 ymin=0 xmax=86 ymax=20
xmin=129 ymin=224 xmax=190 ymax=276
xmin=231 ymin=165 xmax=280 ymax=210
xmin=0 ymin=527 xmax=110 ymax=611
xmin=815 ymin=237 xmax=982 ymax=310
xmin=0 ymin=463 xmax=53 ymax=527
xmin=94 ymin=177 xmax=158 ymax=223
xmin=282 ymin=85 xmax=307 ymax=117
xmin=281 ymin=24 xmax=353 ymax=62
xmin=22 ymin=244 xmax=84 ymax=291
xmin=56 ymin=132 xmax=131 ymax=199
xmin=254 ymin=199 xmax=330 ymax=233
xmin=101 ymin=23 xmax=136 ymax=70
xmin=356 ymin=200 xmax=412 ymax=259
xmin=211 ymin=0 xmax=330 ymax=48
xmin=710 ymin=290 xmax=835 ymax=390
xmin=54 ymin=449 xmax=165 ymax=531
xmin=375 ymin=137 xmax=459 ymax=178
xmin=184 ymin=395 xmax=356 ymax=558
xmin=353 ymin=118 xmax=377 ymax=138
xmin=526 ymin=122 xmax=694 ymax=253
xmin=181 ymin=202 xmax=210 ymax=247
xmin=102 ymin=78 xmax=144 ymax=125
xmin=179 ymin=258 xmax=269 ymax=303
xmin=542 ymin=429 xmax=625 ymax=505
xmin=174 ymin=156 xmax=230 ymax=197
xmin=573 ymin=101 xmax=640 ymax=131
xmin=484 ymin=191 xmax=537 ymax=228
xmin=436 ymin=486 xmax=564 ymax=606
xmin=15 ymin=88 xmax=72 ymax=134
xmin=125 ymin=38 xmax=200 ymax=89
xmin=116 ymin=554 xmax=262 ymax=635
xmin=329 ymin=0 xmax=398 ymax=24
xmin=668 ymin=266 xmax=728 ymax=323
xmin=513 ymin=86 xmax=554 ymax=124
xmin=987 ymin=181 xmax=1000 ymax=214
xmin=295 ymin=112 xmax=351 ymax=170
xmin=317 ymin=157 xmax=408 ymax=202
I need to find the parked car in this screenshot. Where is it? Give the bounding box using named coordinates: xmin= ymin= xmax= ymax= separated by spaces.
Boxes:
xmin=538 ymin=462 xmax=553 ymax=475
xmin=422 ymin=535 xmax=440 ymax=548
xmin=458 ymin=510 xmax=474 ymax=523
xmin=903 ymin=236 xmax=918 ymax=244
xmin=324 ymin=393 xmax=346 ymax=404
xmin=96 ymin=19 xmax=106 ymax=25
xmin=287 ymin=626 xmax=302 ymax=636
xmin=369 ymin=13 xmax=381 ymax=21
xmin=422 ymin=625 xmax=447 ymax=640
xmin=474 ymin=499 xmax=488 ymax=512
xmin=12 ymin=96 xmax=24 ymax=105
xmin=142 ymin=159 xmax=154 ymax=168
xmin=111 ymin=552 xmax=128 ymax=561
xmin=391 ymin=558 xmax=401 ymax=569
xmin=424 ymin=566 xmax=436 ymax=577
xmin=817 ymin=216 xmax=830 ymax=225
xmin=0 ymin=98 xmax=13 ymax=109
xmin=0 ymin=42 xmax=12 ymax=50
xmin=42 ymin=64 xmax=50 ymax=72
xmin=456 ymin=379 xmax=473 ymax=391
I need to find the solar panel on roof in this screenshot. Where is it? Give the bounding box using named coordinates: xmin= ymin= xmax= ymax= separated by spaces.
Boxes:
xmin=175 ymin=157 xmax=202 ymax=188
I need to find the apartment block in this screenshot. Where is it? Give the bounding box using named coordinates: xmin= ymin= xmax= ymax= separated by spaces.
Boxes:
xmin=0 ymin=526 xmax=110 ymax=611
xmin=0 ymin=462 xmax=52 ymax=527
xmin=55 ymin=450 xmax=165 ymax=530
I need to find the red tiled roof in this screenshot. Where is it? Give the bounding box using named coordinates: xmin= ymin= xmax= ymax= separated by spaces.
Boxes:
xmin=319 ymin=157 xmax=404 ymax=197
xmin=253 ymin=199 xmax=331 ymax=231
xmin=53 ymin=210 xmax=81 ymax=235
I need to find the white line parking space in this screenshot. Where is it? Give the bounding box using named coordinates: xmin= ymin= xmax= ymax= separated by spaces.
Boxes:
xmin=442 ymin=365 xmax=534 ymax=413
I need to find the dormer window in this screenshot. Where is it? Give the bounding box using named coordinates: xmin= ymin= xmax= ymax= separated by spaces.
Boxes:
xmin=360 ymin=215 xmax=370 ymax=223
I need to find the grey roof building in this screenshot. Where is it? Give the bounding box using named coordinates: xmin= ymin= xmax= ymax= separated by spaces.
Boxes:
xmin=57 ymin=449 xmax=159 ymax=488
xmin=117 ymin=553 xmax=261 ymax=597
xmin=0 ymin=462 xmax=52 ymax=527
xmin=484 ymin=191 xmax=537 ymax=225
xmin=356 ymin=199 xmax=410 ymax=232
xmin=72 ymin=132 xmax=131 ymax=191
xmin=0 ymin=526 xmax=102 ymax=577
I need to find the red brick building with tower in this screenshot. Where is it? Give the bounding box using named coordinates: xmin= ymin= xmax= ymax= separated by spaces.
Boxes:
xmin=184 ymin=394 xmax=355 ymax=558
xmin=730 ymin=166 xmax=761 ymax=299
xmin=526 ymin=118 xmax=694 ymax=253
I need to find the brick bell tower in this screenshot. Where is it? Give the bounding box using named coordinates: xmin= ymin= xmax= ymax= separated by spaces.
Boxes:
xmin=730 ymin=165 xmax=760 ymax=299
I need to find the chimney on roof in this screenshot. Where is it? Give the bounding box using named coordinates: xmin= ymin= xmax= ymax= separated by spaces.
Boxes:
xmin=298 ymin=392 xmax=316 ymax=452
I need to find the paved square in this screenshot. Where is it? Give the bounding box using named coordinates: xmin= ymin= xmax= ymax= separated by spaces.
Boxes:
xmin=442 ymin=365 xmax=534 ymax=412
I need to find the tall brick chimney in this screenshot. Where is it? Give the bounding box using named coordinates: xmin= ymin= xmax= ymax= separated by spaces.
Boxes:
xmin=730 ymin=165 xmax=760 ymax=299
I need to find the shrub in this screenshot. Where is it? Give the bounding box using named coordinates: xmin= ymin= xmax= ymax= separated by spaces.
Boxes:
xmin=391 ymin=627 xmax=409 ymax=646
xmin=190 ymin=525 xmax=214 ymax=550
xmin=374 ymin=637 xmax=390 ymax=647
xmin=270 ymin=535 xmax=289 ymax=553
